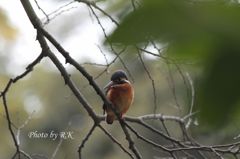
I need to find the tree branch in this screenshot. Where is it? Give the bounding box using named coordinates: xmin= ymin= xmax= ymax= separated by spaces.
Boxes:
xmin=78 ymin=124 xmax=97 ymax=159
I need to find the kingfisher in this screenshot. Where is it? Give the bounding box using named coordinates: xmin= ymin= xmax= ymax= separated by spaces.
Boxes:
xmin=103 ymin=70 xmax=134 ymax=124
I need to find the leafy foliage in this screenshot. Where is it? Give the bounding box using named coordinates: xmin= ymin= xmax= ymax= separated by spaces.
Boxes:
xmin=110 ymin=0 xmax=240 ymax=127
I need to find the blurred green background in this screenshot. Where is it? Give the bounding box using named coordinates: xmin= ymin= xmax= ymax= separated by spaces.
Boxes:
xmin=1 ymin=0 xmax=240 ymax=158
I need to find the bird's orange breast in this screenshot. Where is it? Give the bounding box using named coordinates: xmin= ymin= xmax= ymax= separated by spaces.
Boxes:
xmin=106 ymin=82 xmax=134 ymax=115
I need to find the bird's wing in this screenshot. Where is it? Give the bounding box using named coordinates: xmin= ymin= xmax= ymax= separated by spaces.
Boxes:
xmin=103 ymin=86 xmax=111 ymax=114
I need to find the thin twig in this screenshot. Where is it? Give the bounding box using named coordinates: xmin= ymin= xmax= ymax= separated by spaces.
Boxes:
xmin=16 ymin=111 xmax=35 ymax=145
xmin=96 ymin=45 xmax=109 ymax=66
xmin=98 ymin=125 xmax=135 ymax=159
xmin=2 ymin=92 xmax=20 ymax=158
xmin=185 ymin=72 xmax=195 ymax=129
xmin=118 ymin=119 xmax=142 ymax=159
xmin=34 ymin=0 xmax=49 ymax=22
xmin=137 ymin=50 xmax=157 ymax=114
xmin=166 ymin=63 xmax=181 ymax=110
xmin=78 ymin=124 xmax=97 ymax=159
xmin=75 ymin=0 xmax=119 ymax=26
xmin=86 ymin=4 xmax=134 ymax=82
xmin=125 ymin=122 xmax=171 ymax=153
xmin=44 ymin=1 xmax=78 ymax=25
xmin=51 ymin=139 xmax=63 ymax=159
xmin=0 ymin=52 xmax=44 ymax=158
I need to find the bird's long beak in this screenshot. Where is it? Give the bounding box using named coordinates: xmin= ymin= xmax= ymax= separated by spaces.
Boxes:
xmin=122 ymin=79 xmax=130 ymax=84
xmin=104 ymin=81 xmax=114 ymax=90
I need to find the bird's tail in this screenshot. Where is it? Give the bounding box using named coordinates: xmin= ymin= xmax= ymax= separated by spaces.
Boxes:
xmin=106 ymin=114 xmax=115 ymax=124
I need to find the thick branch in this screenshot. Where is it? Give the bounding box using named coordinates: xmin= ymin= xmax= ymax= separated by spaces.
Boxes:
xmin=20 ymin=0 xmax=100 ymax=124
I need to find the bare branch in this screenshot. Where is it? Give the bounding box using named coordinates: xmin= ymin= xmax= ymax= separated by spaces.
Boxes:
xmin=16 ymin=111 xmax=35 ymax=145
xmin=125 ymin=122 xmax=171 ymax=153
xmin=33 ymin=0 xmax=49 ymax=22
xmin=44 ymin=1 xmax=78 ymax=25
xmin=0 ymin=51 xmax=44 ymax=158
xmin=78 ymin=124 xmax=97 ymax=159
xmin=2 ymin=92 xmax=20 ymax=158
xmin=76 ymin=1 xmax=134 ymax=82
xmin=75 ymin=0 xmax=119 ymax=26
xmin=185 ymin=72 xmax=195 ymax=129
xmin=137 ymin=50 xmax=157 ymax=114
xmin=119 ymin=120 xmax=142 ymax=159
xmin=96 ymin=45 xmax=109 ymax=66
xmin=51 ymin=139 xmax=63 ymax=159
xmin=98 ymin=125 xmax=135 ymax=159
xmin=166 ymin=63 xmax=181 ymax=110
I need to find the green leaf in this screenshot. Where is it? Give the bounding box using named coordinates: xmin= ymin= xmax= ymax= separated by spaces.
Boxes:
xmin=109 ymin=0 xmax=240 ymax=45
xmin=198 ymin=46 xmax=240 ymax=127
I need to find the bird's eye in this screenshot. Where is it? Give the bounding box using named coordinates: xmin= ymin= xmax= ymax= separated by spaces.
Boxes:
xmin=114 ymin=78 xmax=122 ymax=83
